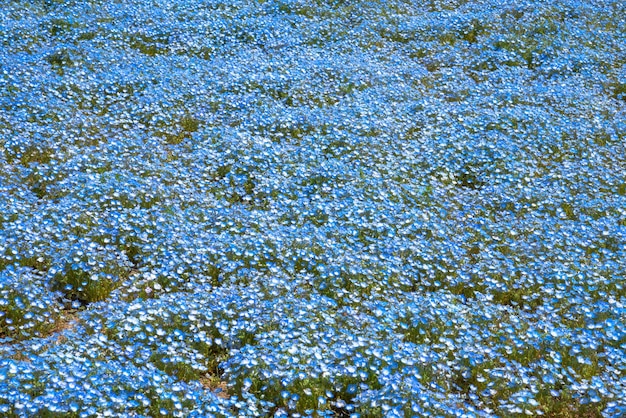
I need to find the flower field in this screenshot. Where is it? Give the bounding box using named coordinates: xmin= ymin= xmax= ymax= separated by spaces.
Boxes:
xmin=0 ymin=0 xmax=625 ymax=416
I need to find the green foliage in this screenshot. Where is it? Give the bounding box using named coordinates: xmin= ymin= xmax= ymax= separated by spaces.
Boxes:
xmin=127 ymin=33 xmax=170 ymax=56
xmin=51 ymin=242 xmax=132 ymax=304
xmin=45 ymin=50 xmax=73 ymax=75
xmin=612 ymin=82 xmax=626 ymax=101
xmin=0 ymin=268 xmax=62 ymax=340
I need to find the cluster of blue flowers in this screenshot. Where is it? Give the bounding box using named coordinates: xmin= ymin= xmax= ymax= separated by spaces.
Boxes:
xmin=1 ymin=0 xmax=625 ymax=416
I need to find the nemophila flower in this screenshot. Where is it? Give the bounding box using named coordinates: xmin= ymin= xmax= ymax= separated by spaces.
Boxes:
xmin=0 ymin=266 xmax=62 ymax=341
xmin=47 ymin=238 xmax=133 ymax=304
xmin=0 ymin=0 xmax=625 ymax=416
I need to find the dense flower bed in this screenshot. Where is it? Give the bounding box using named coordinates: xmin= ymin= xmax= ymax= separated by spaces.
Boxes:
xmin=0 ymin=0 xmax=625 ymax=416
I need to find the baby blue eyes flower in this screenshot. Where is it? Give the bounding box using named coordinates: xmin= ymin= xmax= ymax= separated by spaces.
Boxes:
xmin=0 ymin=0 xmax=625 ymax=416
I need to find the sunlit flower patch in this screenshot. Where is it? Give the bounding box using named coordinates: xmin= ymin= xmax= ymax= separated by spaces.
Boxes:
xmin=0 ymin=0 xmax=625 ymax=416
